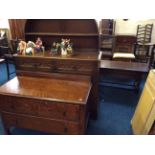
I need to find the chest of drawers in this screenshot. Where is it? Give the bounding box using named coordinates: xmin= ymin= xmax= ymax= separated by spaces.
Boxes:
xmin=0 ymin=75 xmax=91 ymax=134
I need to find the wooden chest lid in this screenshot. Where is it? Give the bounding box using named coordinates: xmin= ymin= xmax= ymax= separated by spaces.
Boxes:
xmin=0 ymin=75 xmax=91 ymax=104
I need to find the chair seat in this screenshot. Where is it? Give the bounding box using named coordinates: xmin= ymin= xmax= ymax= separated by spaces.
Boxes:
xmin=113 ymin=52 xmax=135 ymax=59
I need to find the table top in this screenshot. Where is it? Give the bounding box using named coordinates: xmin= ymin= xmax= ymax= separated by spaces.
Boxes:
xmin=100 ymin=60 xmax=149 ymax=73
xmin=0 ymin=75 xmax=91 ymax=104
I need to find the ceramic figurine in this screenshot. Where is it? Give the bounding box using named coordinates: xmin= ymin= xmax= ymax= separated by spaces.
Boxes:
xmin=60 ymin=39 xmax=70 ymax=56
xmin=35 ymin=37 xmax=44 ymax=52
xmin=51 ymin=42 xmax=60 ymax=55
xmin=60 ymin=39 xmax=67 ymax=56
xmin=67 ymin=43 xmax=73 ymax=56
xmin=17 ymin=40 xmax=27 ymax=55
xmin=25 ymin=41 xmax=35 ymax=55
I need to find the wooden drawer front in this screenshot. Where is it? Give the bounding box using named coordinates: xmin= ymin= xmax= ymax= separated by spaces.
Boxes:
xmin=0 ymin=95 xmax=80 ymax=122
xmin=38 ymin=100 xmax=80 ymax=122
xmin=15 ymin=57 xmax=96 ymax=75
xmin=55 ymin=60 xmax=96 ymax=75
xmin=15 ymin=58 xmax=53 ymax=72
xmin=2 ymin=112 xmax=81 ymax=134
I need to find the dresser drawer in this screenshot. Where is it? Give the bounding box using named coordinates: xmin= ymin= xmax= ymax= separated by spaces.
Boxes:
xmin=15 ymin=58 xmax=53 ymax=72
xmin=55 ymin=60 xmax=96 ymax=75
xmin=2 ymin=112 xmax=81 ymax=134
xmin=15 ymin=57 xmax=96 ymax=75
xmin=0 ymin=95 xmax=80 ymax=121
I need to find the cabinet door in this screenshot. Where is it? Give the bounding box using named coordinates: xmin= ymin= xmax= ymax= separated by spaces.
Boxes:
xmin=131 ymin=81 xmax=155 ymax=134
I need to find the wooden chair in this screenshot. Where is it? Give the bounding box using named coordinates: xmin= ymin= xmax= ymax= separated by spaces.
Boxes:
xmin=0 ymin=59 xmax=5 ymax=82
xmin=0 ymin=34 xmax=18 ymax=80
xmin=99 ymin=19 xmax=115 ymax=60
xmin=135 ymin=24 xmax=153 ymax=63
xmin=3 ymin=39 xmax=19 ymax=80
xmin=0 ymin=28 xmax=11 ymax=57
xmin=112 ymin=35 xmax=137 ymax=61
xmin=150 ymin=44 xmax=155 ymax=68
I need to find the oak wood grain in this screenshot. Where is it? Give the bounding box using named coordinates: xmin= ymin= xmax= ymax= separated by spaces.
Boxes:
xmin=0 ymin=76 xmax=91 ymax=104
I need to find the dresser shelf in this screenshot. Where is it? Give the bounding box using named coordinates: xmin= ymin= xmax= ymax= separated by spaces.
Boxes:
xmin=24 ymin=19 xmax=99 ymax=49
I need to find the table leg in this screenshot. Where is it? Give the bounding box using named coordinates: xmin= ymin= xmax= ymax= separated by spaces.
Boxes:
xmin=134 ymin=80 xmax=140 ymax=93
xmin=5 ymin=59 xmax=10 ymax=80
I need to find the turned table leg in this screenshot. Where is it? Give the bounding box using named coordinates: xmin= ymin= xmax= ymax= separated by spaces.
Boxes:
xmin=134 ymin=79 xmax=140 ymax=93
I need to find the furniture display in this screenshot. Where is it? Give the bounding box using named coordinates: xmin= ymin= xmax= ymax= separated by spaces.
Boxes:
xmin=112 ymin=35 xmax=137 ymax=61
xmin=135 ymin=24 xmax=153 ymax=63
xmin=0 ymin=19 xmax=99 ymax=134
xmin=100 ymin=59 xmax=149 ymax=91
xmin=131 ymin=70 xmax=155 ymax=134
xmin=99 ymin=19 xmax=115 ymax=60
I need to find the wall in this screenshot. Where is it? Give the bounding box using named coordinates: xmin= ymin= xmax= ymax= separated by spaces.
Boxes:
xmin=0 ymin=19 xmax=10 ymax=28
xmin=115 ymin=19 xmax=155 ymax=43
xmin=1 ymin=19 xmax=155 ymax=43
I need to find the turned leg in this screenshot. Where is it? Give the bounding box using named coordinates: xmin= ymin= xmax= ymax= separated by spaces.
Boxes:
xmin=134 ymin=80 xmax=140 ymax=93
